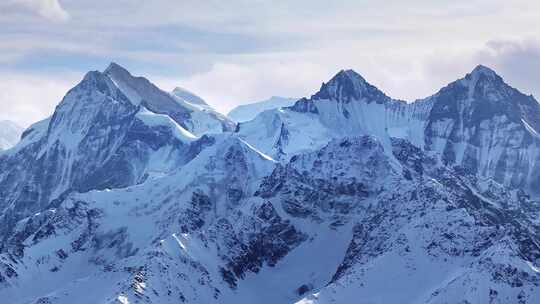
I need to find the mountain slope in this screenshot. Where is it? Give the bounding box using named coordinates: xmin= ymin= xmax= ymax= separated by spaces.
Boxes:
xmin=0 ymin=120 xmax=23 ymax=150
xmin=228 ymin=96 xmax=298 ymax=123
xmin=298 ymin=139 xmax=540 ymax=304
xmin=1 ymin=135 xmax=539 ymax=304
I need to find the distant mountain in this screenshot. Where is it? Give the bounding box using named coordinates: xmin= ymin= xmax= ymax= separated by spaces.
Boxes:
xmin=169 ymin=86 xmax=236 ymax=135
xmin=237 ymin=69 xmax=427 ymax=158
xmin=227 ymin=96 xmax=298 ymax=122
xmin=171 ymin=86 xmax=209 ymax=108
xmin=105 ymin=62 xmax=235 ymax=135
xmin=0 ymin=120 xmax=23 ymax=150
xmin=0 ymin=63 xmax=539 ymax=304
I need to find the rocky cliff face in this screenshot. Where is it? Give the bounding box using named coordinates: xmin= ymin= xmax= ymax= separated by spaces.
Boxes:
xmin=424 ymin=65 xmax=540 ymax=195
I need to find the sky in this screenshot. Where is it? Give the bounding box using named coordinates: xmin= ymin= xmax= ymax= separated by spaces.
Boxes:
xmin=1 ymin=0 xmax=539 ymax=127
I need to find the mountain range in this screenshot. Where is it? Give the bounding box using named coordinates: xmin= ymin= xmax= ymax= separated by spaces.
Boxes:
xmin=0 ymin=63 xmax=539 ymax=304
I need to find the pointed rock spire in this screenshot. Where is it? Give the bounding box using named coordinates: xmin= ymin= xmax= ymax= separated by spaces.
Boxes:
xmin=104 ymin=62 xmax=131 ymax=76
xmin=469 ymin=64 xmax=499 ymax=78
xmin=312 ymin=69 xmax=389 ymax=104
xmin=462 ymin=64 xmax=505 ymax=92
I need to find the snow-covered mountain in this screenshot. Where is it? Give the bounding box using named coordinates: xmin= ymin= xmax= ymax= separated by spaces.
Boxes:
xmin=237 ymin=66 xmax=540 ymax=195
xmin=423 ymin=65 xmax=540 ymax=196
xmin=0 ymin=63 xmax=231 ymax=250
xmin=170 ymin=86 xmax=209 ymax=108
xmin=169 ymin=86 xmax=236 ymax=134
xmin=0 ymin=63 xmax=539 ymax=304
xmin=0 ymin=120 xmax=23 ymax=150
xmin=228 ymin=96 xmax=298 ymax=122
xmin=105 ymin=63 xmax=236 ymax=136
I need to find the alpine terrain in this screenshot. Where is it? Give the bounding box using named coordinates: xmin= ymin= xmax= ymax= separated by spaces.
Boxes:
xmin=0 ymin=63 xmax=539 ymax=304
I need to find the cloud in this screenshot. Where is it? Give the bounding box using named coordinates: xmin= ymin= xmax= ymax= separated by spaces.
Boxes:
xmin=9 ymin=0 xmax=69 ymax=22
xmin=0 ymin=71 xmax=78 ymax=127
xmin=1 ymin=0 xmax=539 ymax=126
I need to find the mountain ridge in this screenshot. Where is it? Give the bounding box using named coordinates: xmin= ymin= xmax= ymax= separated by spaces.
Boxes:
xmin=238 ymin=65 xmax=540 ymax=195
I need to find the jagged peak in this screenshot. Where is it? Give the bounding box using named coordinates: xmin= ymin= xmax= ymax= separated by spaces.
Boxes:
xmin=461 ymin=64 xmax=505 ymax=86
xmin=82 ymin=70 xmax=103 ymax=80
xmin=325 ymin=69 xmax=369 ymax=90
xmin=311 ymin=69 xmax=388 ymax=104
xmin=103 ymin=62 xmax=148 ymax=87
xmin=334 ymin=69 xmax=368 ymax=81
xmin=429 ymin=63 xmax=540 ymax=130
xmin=442 ymin=64 xmax=509 ymax=97
xmin=171 ymin=86 xmax=208 ymax=106
xmin=470 ymin=64 xmax=499 ymax=78
xmin=462 ymin=64 xmax=506 ymax=87
xmin=104 ymin=62 xmax=131 ymax=76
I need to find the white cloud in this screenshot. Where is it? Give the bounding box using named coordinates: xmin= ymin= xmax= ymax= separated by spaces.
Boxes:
xmin=10 ymin=0 xmax=69 ymax=22
xmin=0 ymin=72 xmax=78 ymax=127
xmin=154 ymin=59 xmax=332 ymax=114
